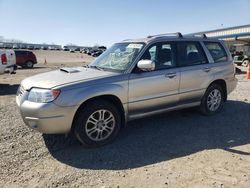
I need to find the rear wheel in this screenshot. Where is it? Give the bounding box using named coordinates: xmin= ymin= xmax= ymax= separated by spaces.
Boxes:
xmin=200 ymin=84 xmax=224 ymax=115
xmin=25 ymin=61 xmax=34 ymax=68
xmin=74 ymin=100 xmax=121 ymax=147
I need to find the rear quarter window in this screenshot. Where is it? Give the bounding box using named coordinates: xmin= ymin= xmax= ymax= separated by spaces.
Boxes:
xmin=15 ymin=51 xmax=27 ymax=55
xmin=176 ymin=41 xmax=208 ymax=66
xmin=204 ymin=42 xmax=228 ymax=63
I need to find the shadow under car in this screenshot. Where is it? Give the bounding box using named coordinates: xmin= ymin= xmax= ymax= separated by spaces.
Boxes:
xmin=43 ymin=100 xmax=250 ymax=170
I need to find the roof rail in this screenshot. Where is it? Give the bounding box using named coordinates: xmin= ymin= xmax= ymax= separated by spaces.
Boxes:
xmin=123 ymin=39 xmax=132 ymax=41
xmin=186 ymin=33 xmax=208 ymax=39
xmin=147 ymin=32 xmax=183 ymax=38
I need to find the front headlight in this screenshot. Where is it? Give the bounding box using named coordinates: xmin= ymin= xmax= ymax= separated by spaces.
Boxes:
xmin=28 ymin=88 xmax=60 ymax=103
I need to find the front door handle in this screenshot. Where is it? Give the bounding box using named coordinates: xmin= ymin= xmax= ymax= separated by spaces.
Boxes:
xmin=203 ymin=67 xmax=211 ymax=72
xmin=165 ymin=72 xmax=176 ymax=78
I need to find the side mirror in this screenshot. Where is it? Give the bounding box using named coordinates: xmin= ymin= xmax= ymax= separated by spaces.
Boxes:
xmin=137 ymin=60 xmax=155 ymax=72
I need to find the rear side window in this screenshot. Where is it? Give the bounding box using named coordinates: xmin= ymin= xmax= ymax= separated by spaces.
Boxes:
xmin=15 ymin=51 xmax=27 ymax=55
xmin=176 ymin=42 xmax=207 ymax=66
xmin=204 ymin=42 xmax=228 ymax=63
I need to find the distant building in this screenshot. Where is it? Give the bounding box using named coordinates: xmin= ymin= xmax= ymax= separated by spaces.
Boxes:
xmin=193 ymin=24 xmax=250 ymax=55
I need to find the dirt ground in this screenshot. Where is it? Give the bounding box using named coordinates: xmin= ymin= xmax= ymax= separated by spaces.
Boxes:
xmin=0 ymin=51 xmax=250 ymax=188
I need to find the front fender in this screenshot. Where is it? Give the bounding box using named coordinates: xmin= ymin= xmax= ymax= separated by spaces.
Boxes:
xmin=54 ymin=83 xmax=128 ymax=107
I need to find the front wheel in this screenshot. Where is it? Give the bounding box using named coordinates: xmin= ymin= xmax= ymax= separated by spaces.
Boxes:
xmin=200 ymin=84 xmax=224 ymax=115
xmin=74 ymin=100 xmax=121 ymax=147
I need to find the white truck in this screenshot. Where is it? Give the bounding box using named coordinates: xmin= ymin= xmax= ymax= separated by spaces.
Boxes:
xmin=0 ymin=49 xmax=16 ymax=74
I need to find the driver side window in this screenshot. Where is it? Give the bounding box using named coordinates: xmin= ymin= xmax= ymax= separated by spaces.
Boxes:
xmin=140 ymin=45 xmax=157 ymax=62
xmin=140 ymin=42 xmax=175 ymax=70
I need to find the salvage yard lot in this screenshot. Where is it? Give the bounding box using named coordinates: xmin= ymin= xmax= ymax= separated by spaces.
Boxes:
xmin=0 ymin=52 xmax=250 ymax=188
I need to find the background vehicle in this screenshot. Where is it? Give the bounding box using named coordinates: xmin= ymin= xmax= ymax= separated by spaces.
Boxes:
xmin=0 ymin=49 xmax=16 ymax=74
xmin=91 ymin=49 xmax=104 ymax=57
xmin=34 ymin=46 xmax=40 ymax=50
xmin=98 ymin=46 xmax=107 ymax=51
xmin=233 ymin=51 xmax=249 ymax=67
xmin=75 ymin=47 xmax=80 ymax=51
xmin=48 ymin=46 xmax=56 ymax=50
xmin=69 ymin=48 xmax=75 ymax=53
xmin=17 ymin=33 xmax=237 ymax=147
xmin=19 ymin=44 xmax=27 ymax=49
xmin=63 ymin=46 xmax=70 ymax=51
xmin=3 ymin=44 xmax=12 ymax=49
xmin=27 ymin=45 xmax=34 ymax=50
xmin=12 ymin=44 xmax=19 ymax=49
xmin=41 ymin=46 xmax=48 ymax=50
xmin=15 ymin=50 xmax=37 ymax=68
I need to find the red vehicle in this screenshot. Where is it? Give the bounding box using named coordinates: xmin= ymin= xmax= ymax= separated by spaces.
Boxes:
xmin=15 ymin=50 xmax=37 ymax=68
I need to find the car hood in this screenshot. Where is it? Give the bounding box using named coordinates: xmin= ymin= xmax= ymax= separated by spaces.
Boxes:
xmin=21 ymin=67 xmax=118 ymax=90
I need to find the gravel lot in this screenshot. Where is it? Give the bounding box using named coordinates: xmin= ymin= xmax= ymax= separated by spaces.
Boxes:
xmin=0 ymin=52 xmax=250 ymax=188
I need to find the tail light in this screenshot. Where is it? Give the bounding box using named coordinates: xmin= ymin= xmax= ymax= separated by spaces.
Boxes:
xmin=1 ymin=54 xmax=7 ymax=64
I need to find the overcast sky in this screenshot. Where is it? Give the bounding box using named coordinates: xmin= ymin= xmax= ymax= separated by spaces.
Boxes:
xmin=0 ymin=0 xmax=249 ymax=46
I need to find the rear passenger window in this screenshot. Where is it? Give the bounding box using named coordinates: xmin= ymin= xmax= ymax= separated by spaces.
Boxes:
xmin=204 ymin=42 xmax=228 ymax=63
xmin=15 ymin=51 xmax=26 ymax=55
xmin=177 ymin=42 xmax=207 ymax=66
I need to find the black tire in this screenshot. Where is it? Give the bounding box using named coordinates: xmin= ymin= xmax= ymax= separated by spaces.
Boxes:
xmin=25 ymin=61 xmax=34 ymax=68
xmin=74 ymin=100 xmax=121 ymax=147
xmin=200 ymin=84 xmax=224 ymax=115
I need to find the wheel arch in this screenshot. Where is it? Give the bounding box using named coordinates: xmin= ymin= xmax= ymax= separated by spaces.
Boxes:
xmin=71 ymin=94 xmax=126 ymax=131
xmin=25 ymin=60 xmax=34 ymax=64
xmin=208 ymin=79 xmax=227 ymax=101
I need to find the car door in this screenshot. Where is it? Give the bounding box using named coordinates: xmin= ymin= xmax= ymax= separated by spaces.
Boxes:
xmin=128 ymin=42 xmax=180 ymax=117
xmin=15 ymin=51 xmax=25 ymax=66
xmin=177 ymin=41 xmax=213 ymax=104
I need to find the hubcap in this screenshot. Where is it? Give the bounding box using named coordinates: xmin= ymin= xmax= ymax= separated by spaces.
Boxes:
xmin=27 ymin=62 xmax=33 ymax=67
xmin=85 ymin=109 xmax=115 ymax=141
xmin=207 ymin=89 xmax=222 ymax=111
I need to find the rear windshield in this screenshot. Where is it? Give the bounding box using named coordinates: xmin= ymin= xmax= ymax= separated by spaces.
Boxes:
xmin=204 ymin=42 xmax=228 ymax=63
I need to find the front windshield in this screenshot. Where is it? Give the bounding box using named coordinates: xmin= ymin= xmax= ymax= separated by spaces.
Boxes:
xmin=90 ymin=43 xmax=145 ymax=72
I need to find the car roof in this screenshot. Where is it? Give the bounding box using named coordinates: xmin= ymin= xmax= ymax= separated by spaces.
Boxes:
xmin=121 ymin=33 xmax=222 ymax=44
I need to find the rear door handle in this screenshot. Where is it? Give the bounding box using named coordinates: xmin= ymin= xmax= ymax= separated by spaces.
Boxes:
xmin=165 ymin=72 xmax=177 ymax=78
xmin=203 ymin=67 xmax=211 ymax=72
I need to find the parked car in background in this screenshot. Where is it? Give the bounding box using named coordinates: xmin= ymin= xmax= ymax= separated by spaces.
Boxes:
xmin=80 ymin=48 xmax=86 ymax=53
xmin=63 ymin=46 xmax=70 ymax=51
xmin=34 ymin=46 xmax=40 ymax=50
xmin=233 ymin=51 xmax=249 ymax=67
xmin=98 ymin=46 xmax=107 ymax=51
xmin=0 ymin=49 xmax=16 ymax=74
xmin=12 ymin=44 xmax=19 ymax=49
xmin=75 ymin=47 xmax=80 ymax=51
xmin=48 ymin=46 xmax=56 ymax=50
xmin=0 ymin=43 xmax=4 ymax=49
xmin=69 ymin=48 xmax=75 ymax=53
xmin=41 ymin=46 xmax=48 ymax=50
xmin=92 ymin=50 xmax=103 ymax=57
xmin=15 ymin=50 xmax=37 ymax=68
xmin=83 ymin=48 xmax=92 ymax=54
xmin=19 ymin=44 xmax=27 ymax=49
xmin=17 ymin=33 xmax=237 ymax=147
xmin=4 ymin=44 xmax=12 ymax=49
xmin=27 ymin=45 xmax=34 ymax=50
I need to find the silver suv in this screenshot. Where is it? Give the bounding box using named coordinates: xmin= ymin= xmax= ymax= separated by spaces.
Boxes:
xmin=16 ymin=33 xmax=237 ymax=147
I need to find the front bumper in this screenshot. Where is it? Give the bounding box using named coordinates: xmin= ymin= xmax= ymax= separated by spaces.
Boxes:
xmin=16 ymin=94 xmax=78 ymax=134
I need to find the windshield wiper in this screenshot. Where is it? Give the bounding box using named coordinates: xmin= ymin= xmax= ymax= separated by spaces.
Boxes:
xmin=89 ymin=65 xmax=104 ymax=71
